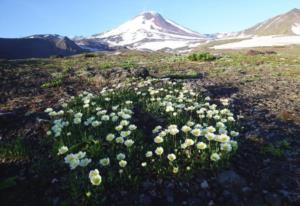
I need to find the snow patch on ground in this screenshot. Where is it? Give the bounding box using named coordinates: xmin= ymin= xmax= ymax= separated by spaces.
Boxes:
xmin=212 ymin=35 xmax=300 ymax=49
xmin=292 ymin=23 xmax=300 ymax=35
xmin=135 ymin=40 xmax=199 ymax=51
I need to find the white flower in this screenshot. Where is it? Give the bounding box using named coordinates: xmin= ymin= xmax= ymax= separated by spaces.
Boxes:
xmin=207 ymin=126 xmax=216 ymax=133
xmin=119 ymin=160 xmax=127 ymax=168
xmin=91 ymin=121 xmax=101 ymax=127
xmin=58 ymin=146 xmax=68 ymax=155
xmin=145 ymin=151 xmax=153 ymax=158
xmin=228 ymin=116 xmax=235 ymax=122
xmin=166 ymin=105 xmax=174 ymax=112
xmin=122 ymin=114 xmax=131 ymax=120
xmin=187 ymin=121 xmax=195 ymax=127
xmin=120 ymin=120 xmax=129 ymax=126
xmin=152 ymin=126 xmax=162 ymax=133
xmin=89 ymin=169 xmax=102 ymax=186
xmin=74 ymin=112 xmax=83 ymax=118
xmin=216 ymin=122 xmax=225 ymax=128
xmin=218 ymin=127 xmax=228 ymax=134
xmin=115 ymin=137 xmax=124 ymax=144
xmin=120 ymin=130 xmax=131 ymax=137
xmin=76 ymin=151 xmax=86 ymax=159
xmin=220 ymin=143 xmax=232 ymax=152
xmin=191 ymin=128 xmax=201 ymax=137
xmin=196 ymin=142 xmax=207 ymax=150
xmin=205 ymin=132 xmax=216 ymax=141
xmin=173 ymin=167 xmax=179 ymax=174
xmin=168 ymin=125 xmax=179 ymax=135
xmin=154 ymin=136 xmax=164 ymax=144
xmin=99 ymin=158 xmax=110 ymax=166
xmin=112 ymin=116 xmax=119 ymax=122
xmin=64 ymin=154 xmax=80 ymax=170
xmin=128 ymin=124 xmax=137 ymax=130
xmin=124 ymin=139 xmax=134 ymax=147
xmin=216 ymin=134 xmax=230 ymax=143
xmin=167 ymin=153 xmax=176 ymax=162
xmin=101 ymin=115 xmax=110 ymax=121
xmin=79 ymin=158 xmax=92 ymax=167
xmin=230 ymin=131 xmax=239 ymax=137
xmin=116 ymin=153 xmax=126 ymax=160
xmin=210 ymin=153 xmax=221 ymax=161
xmin=205 ymin=97 xmax=211 ymax=101
xmin=45 ymin=108 xmax=53 ymax=113
xmin=115 ymin=125 xmax=123 ymax=131
xmin=181 ymin=143 xmax=187 ymax=149
xmin=141 ymin=162 xmax=147 ymax=167
xmin=74 ymin=117 xmax=81 ymax=124
xmin=220 ymin=98 xmax=230 ymax=106
xmin=230 ymin=140 xmax=238 ymax=150
xmin=185 ymin=138 xmax=195 ymax=147
xmin=155 ymin=147 xmax=164 ymax=156
xmin=106 ymin=133 xmax=115 ymax=142
xmin=181 ymin=125 xmax=191 ymax=133
xmin=159 ymin=130 xmax=167 ymax=137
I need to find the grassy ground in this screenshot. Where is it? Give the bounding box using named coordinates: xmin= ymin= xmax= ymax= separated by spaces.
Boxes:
xmin=0 ymin=48 xmax=300 ymax=205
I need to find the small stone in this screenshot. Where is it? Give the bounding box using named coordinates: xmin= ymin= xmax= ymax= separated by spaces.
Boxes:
xmin=139 ymin=194 xmax=152 ymax=206
xmin=208 ymin=200 xmax=215 ymax=206
xmin=264 ymin=193 xmax=282 ymax=206
xmin=217 ymin=170 xmax=246 ymax=189
xmin=242 ymin=186 xmax=252 ymax=195
xmin=201 ymin=180 xmax=209 ymax=189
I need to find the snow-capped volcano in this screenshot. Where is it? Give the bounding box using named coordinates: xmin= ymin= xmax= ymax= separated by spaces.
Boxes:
xmin=78 ymin=11 xmax=210 ymax=51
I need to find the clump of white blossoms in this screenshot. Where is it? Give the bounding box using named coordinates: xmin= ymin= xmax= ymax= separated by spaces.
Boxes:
xmin=57 ymin=146 xmax=68 ymax=155
xmin=49 ymin=78 xmax=239 ymax=190
xmin=89 ymin=169 xmax=102 ymax=186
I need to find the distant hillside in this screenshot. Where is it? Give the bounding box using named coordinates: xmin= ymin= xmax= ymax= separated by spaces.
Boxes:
xmin=0 ymin=35 xmax=85 ymax=59
xmin=242 ymin=8 xmax=300 ymax=36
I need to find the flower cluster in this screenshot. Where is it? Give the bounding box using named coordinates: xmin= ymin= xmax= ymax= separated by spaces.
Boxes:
xmin=47 ymin=78 xmax=239 ymax=192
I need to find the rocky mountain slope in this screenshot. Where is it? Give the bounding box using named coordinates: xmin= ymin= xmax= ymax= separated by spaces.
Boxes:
xmin=0 ymin=35 xmax=85 ymax=59
xmin=242 ymin=8 xmax=300 ymax=36
xmin=213 ymin=8 xmax=300 ymax=49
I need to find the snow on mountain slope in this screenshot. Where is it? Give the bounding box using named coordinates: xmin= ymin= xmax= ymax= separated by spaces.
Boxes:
xmin=212 ymin=8 xmax=300 ymax=49
xmin=80 ymin=11 xmax=209 ymax=51
xmin=292 ymin=23 xmax=300 ymax=35
xmin=213 ymin=35 xmax=300 ymax=49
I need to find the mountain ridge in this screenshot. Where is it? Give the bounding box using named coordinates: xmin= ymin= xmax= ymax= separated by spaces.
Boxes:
xmin=0 ymin=35 xmax=85 ymax=59
xmin=239 ymin=8 xmax=300 ymax=36
xmin=77 ymin=11 xmax=210 ymax=51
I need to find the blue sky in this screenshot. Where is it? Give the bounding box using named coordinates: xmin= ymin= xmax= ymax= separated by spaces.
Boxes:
xmin=0 ymin=0 xmax=299 ymax=38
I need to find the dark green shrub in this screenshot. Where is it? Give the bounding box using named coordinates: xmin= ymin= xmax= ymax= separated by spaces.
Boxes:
xmin=188 ymin=52 xmax=217 ymax=61
xmin=84 ymin=53 xmax=97 ymax=58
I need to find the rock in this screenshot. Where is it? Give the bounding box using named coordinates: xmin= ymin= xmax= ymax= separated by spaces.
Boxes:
xmin=264 ymin=193 xmax=282 ymax=206
xmin=164 ymin=188 xmax=174 ymax=203
xmin=208 ymin=200 xmax=215 ymax=206
xmin=200 ymin=180 xmax=209 ymax=189
xmin=242 ymin=186 xmax=252 ymax=196
xmin=138 ymin=194 xmax=152 ymax=206
xmin=217 ymin=170 xmax=246 ymax=189
xmin=131 ymin=68 xmax=150 ymax=78
xmin=187 ymin=197 xmax=202 ymax=206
